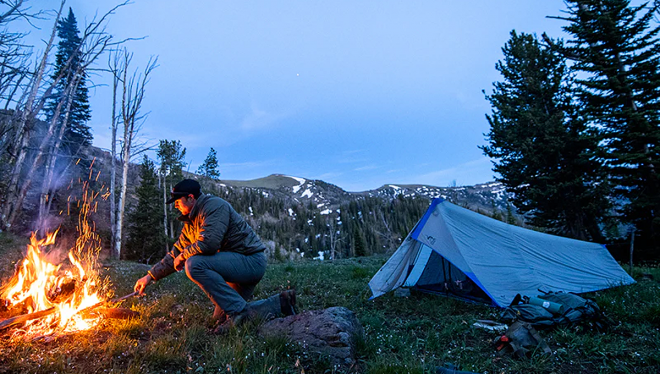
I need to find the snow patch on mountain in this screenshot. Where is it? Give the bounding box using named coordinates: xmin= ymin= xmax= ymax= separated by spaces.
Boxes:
xmin=287 ymin=176 xmax=306 ymax=193
xmin=301 ymin=189 xmax=313 ymax=198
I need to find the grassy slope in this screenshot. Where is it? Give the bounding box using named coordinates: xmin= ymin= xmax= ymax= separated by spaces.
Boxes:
xmin=0 ymin=240 xmax=659 ymax=373
xmin=221 ymin=175 xmax=300 ymax=189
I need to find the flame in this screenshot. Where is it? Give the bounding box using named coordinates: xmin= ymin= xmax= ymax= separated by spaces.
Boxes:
xmin=1 ymin=161 xmax=110 ymax=337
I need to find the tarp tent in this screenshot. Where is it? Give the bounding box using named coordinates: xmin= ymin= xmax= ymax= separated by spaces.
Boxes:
xmin=369 ymin=198 xmax=635 ymax=307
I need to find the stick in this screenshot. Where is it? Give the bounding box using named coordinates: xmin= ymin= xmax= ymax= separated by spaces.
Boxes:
xmin=0 ymin=307 xmax=56 ymax=331
xmin=73 ymin=291 xmax=138 ymax=317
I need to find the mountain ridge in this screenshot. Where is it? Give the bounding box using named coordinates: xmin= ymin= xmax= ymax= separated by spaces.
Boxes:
xmin=214 ymin=173 xmax=511 ymax=215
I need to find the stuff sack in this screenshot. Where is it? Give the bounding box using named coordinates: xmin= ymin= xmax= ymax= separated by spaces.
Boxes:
xmin=494 ymin=321 xmax=552 ymax=358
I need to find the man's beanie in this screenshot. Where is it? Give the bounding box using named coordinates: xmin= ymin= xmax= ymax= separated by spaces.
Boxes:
xmin=166 ymin=179 xmax=202 ymax=204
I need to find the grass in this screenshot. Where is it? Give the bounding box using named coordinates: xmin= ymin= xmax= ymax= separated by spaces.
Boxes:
xmin=0 ymin=237 xmax=659 ymax=373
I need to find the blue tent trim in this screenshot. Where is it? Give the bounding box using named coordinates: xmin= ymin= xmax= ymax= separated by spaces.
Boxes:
xmin=464 ymin=271 xmax=501 ymax=308
xmin=411 ymin=198 xmax=443 ymax=240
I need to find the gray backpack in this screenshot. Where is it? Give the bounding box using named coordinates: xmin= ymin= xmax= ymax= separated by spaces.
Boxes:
xmin=501 ymin=291 xmax=611 ymax=330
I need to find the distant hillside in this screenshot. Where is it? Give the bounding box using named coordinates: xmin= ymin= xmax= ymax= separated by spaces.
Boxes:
xmin=219 ymin=174 xmax=511 ymax=215
xmin=34 ymin=146 xmax=515 ymax=262
xmin=187 ymin=173 xmax=517 ymax=261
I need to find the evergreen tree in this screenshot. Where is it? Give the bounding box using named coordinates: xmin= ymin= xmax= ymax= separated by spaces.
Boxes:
xmin=125 ymin=156 xmax=166 ymax=262
xmin=44 ymin=8 xmax=92 ymax=155
xmin=482 ymin=31 xmax=609 ymax=240
xmin=157 ymin=139 xmax=187 ymax=238
xmin=197 ymin=147 xmax=220 ymax=180
xmin=158 ymin=140 xmax=187 ymax=181
xmin=352 ymin=226 xmax=368 ymax=257
xmin=558 ymin=0 xmax=660 ymax=251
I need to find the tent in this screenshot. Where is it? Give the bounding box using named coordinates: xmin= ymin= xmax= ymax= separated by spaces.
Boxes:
xmin=369 ymin=198 xmax=635 ymax=307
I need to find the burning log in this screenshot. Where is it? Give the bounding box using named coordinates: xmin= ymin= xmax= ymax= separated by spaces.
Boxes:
xmin=0 ymin=307 xmax=56 ymax=331
xmin=82 ymin=307 xmax=140 ymax=320
xmin=46 ymin=278 xmax=77 ymax=304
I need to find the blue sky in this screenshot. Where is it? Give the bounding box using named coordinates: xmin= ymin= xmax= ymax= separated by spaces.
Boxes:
xmin=22 ymin=1 xmax=569 ymax=191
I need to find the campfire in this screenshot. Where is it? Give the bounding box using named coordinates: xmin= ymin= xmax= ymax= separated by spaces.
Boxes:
xmin=0 ymin=167 xmax=115 ymax=339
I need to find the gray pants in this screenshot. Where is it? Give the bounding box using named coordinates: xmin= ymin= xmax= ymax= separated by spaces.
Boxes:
xmin=185 ymin=251 xmax=267 ymax=316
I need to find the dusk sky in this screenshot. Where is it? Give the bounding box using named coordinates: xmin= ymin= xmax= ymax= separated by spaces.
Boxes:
xmin=23 ymin=1 xmax=570 ymax=191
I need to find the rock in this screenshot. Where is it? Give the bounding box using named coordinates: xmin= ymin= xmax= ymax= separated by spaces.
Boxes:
xmin=258 ymin=306 xmax=363 ymax=367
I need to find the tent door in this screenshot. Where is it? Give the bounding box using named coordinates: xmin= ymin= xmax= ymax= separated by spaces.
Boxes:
xmin=410 ymin=244 xmax=490 ymax=304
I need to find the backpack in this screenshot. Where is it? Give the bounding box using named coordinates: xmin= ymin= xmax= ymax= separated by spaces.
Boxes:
xmin=501 ymin=291 xmax=611 ymax=330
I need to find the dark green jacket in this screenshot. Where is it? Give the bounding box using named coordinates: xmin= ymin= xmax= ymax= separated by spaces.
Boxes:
xmin=148 ymin=194 xmax=266 ymax=280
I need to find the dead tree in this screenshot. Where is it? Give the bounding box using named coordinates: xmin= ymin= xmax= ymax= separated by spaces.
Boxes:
xmin=108 ymin=48 xmax=121 ymax=253
xmin=0 ymin=0 xmax=33 ymax=111
xmin=27 ymin=4 xmax=119 ymax=231
xmin=2 ymin=1 xmax=129 ymax=233
xmin=2 ymin=1 xmax=65 ymax=230
xmin=0 ymin=1 xmax=34 ymax=201
xmin=112 ymin=49 xmax=157 ymax=259
xmin=328 ymin=217 xmax=342 ymax=260
xmin=159 ymin=172 xmax=169 ymax=254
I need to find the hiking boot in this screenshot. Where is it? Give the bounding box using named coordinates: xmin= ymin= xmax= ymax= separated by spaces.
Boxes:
xmin=213 ymin=306 xmax=227 ymax=322
xmin=280 ymin=289 xmax=297 ymax=316
xmin=212 ymin=310 xmax=249 ymax=335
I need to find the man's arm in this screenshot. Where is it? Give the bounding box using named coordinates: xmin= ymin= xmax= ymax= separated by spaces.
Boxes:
xmin=146 ymin=226 xmax=193 ymax=280
xmin=180 ymin=203 xmax=230 ymax=259
xmin=135 ymin=229 xmax=193 ymax=294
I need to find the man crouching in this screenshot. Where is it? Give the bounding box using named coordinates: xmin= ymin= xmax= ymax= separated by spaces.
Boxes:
xmin=134 ymin=179 xmax=296 ymax=334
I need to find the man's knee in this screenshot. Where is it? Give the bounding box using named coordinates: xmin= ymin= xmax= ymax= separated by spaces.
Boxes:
xmin=184 ymin=255 xmax=206 ymax=280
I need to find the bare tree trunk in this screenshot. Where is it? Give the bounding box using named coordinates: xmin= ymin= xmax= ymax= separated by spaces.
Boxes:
xmin=160 ymin=172 xmax=169 ymax=253
xmin=115 ymin=134 xmax=130 ymax=259
xmin=36 ymin=75 xmax=80 ymax=232
xmin=3 ymin=0 xmax=120 ymax=230
xmin=113 ymin=49 xmax=158 ymax=260
xmin=167 ymin=173 xmax=174 ymax=238
xmin=16 ymin=62 xmax=83 ymax=230
xmin=2 ymin=1 xmax=64 ymax=229
xmin=169 ymin=206 xmax=175 ymax=239
xmin=328 ymin=218 xmax=340 ymax=261
xmin=109 ymin=50 xmax=120 ymax=254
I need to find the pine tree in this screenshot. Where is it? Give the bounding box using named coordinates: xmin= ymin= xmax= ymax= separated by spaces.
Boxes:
xmin=44 ymin=8 xmax=92 ymax=155
xmin=352 ymin=226 xmax=368 ymax=257
xmin=125 ymin=156 xmax=166 ymax=262
xmin=158 ymin=140 xmax=187 ymax=182
xmin=558 ymin=0 xmax=660 ymax=251
xmin=482 ymin=31 xmax=609 ymax=240
xmin=157 ymin=139 xmax=187 ymax=239
xmin=197 ymin=147 xmax=220 ymax=180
